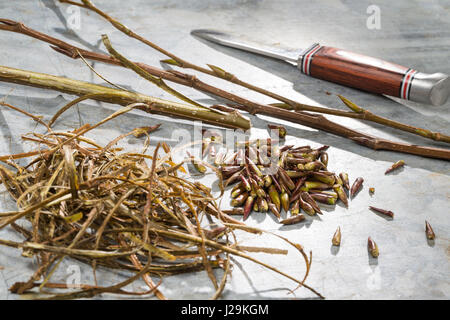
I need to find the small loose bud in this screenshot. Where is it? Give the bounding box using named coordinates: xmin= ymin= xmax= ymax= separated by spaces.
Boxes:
xmin=310 ymin=193 xmax=337 ymax=205
xmin=299 ymin=197 xmax=315 ymax=216
xmin=268 ymin=124 xmax=287 ymax=139
xmin=339 ymin=173 xmax=350 ymax=190
xmin=332 ymin=227 xmax=341 ymax=246
xmin=304 ymin=160 xmax=325 ymax=171
xmin=192 ymin=160 xmax=207 ymax=174
xmin=263 ymin=175 xmax=273 ymax=188
xmin=231 ymin=182 xmax=243 ymax=193
xmin=385 ymin=160 xmax=405 ymax=174
xmin=312 ymin=172 xmax=336 ymax=185
xmin=268 ymin=202 xmax=281 ymax=219
xmin=268 ymin=185 xmax=281 ymax=212
xmin=278 ymin=168 xmax=296 ymax=190
xmin=285 ymin=170 xmax=305 ymax=178
xmin=243 ymin=196 xmax=255 ymax=220
xmin=369 ymin=206 xmax=393 ymax=218
xmin=333 ymin=184 xmax=348 ymax=207
xmin=224 ymin=169 xmax=243 ymax=187
xmin=240 ymin=175 xmax=252 ymax=191
xmin=334 ymin=174 xmax=343 ymax=186
xmin=250 ymin=178 xmax=266 ymax=198
xmin=290 ymin=199 xmax=300 ymax=215
xmin=231 ymin=186 xmax=245 ymax=198
xmin=247 ymin=158 xmax=263 ymax=177
xmin=280 ymin=214 xmax=305 ymax=225
xmin=301 ymin=192 xmax=322 ymax=214
xmin=350 ymin=177 xmax=364 ymax=198
xmin=231 ymin=193 xmax=248 ymax=207
xmin=368 ymin=237 xmax=379 ymax=258
xmin=220 ymin=165 xmax=241 ymax=178
xmin=258 ymin=197 xmax=269 ymax=213
xmin=303 ymin=150 xmax=320 ymax=161
xmin=304 ymin=181 xmax=330 ymax=190
xmin=310 ymin=190 xmax=338 ymax=199
xmin=253 ymin=174 xmax=265 ymax=187
xmin=425 ymin=220 xmax=435 ymax=240
xmin=280 ymin=191 xmax=290 ymax=212
xmin=320 ymin=152 xmax=329 ymax=167
xmin=316 ymin=145 xmax=330 ymax=152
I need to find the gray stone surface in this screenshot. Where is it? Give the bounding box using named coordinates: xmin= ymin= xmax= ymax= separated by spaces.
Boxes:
xmin=0 ymin=0 xmax=448 ymax=299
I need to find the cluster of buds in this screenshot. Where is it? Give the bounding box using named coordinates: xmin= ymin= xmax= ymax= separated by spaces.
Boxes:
xmin=215 ymin=138 xmax=356 ymax=224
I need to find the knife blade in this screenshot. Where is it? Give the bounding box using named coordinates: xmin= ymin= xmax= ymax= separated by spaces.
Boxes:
xmin=191 ymin=29 xmax=450 ymax=106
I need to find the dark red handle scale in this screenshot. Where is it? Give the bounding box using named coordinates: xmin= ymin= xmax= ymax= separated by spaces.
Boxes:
xmin=300 ymin=45 xmax=417 ymax=99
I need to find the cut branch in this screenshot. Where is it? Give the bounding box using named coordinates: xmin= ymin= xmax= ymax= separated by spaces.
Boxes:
xmin=1 ymin=19 xmax=448 ymax=146
xmin=0 ymin=65 xmax=251 ymax=130
xmin=226 ymin=103 xmax=450 ymax=160
xmin=1 ymin=19 xmax=449 ymax=160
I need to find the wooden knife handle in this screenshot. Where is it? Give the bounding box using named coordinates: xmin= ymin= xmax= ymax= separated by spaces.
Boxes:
xmin=299 ymin=44 xmax=416 ymax=100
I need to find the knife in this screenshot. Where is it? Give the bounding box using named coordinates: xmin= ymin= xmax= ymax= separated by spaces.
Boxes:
xmin=191 ymin=29 xmax=450 ymax=106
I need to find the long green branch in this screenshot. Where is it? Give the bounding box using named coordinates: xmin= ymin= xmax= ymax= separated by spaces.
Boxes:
xmin=0 ymin=65 xmax=251 ymax=130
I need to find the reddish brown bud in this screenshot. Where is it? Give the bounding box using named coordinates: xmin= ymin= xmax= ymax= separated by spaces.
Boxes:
xmin=291 ymin=199 xmax=300 ymax=215
xmin=258 ymin=197 xmax=269 ymax=213
xmin=425 ymin=221 xmax=435 ymax=240
xmin=369 ymin=206 xmax=394 ymax=218
xmin=310 ymin=193 xmax=337 ymax=205
xmin=231 ymin=186 xmax=245 ymax=198
xmin=268 ymin=185 xmax=281 ymax=212
xmin=268 ymin=124 xmax=287 ymax=139
xmin=268 ymin=202 xmax=281 ymax=219
xmin=280 ymin=191 xmax=290 ymax=212
xmin=301 ymin=192 xmax=322 ymax=214
xmin=263 ymin=175 xmax=272 ymax=188
xmin=278 ymin=167 xmax=296 ymax=190
xmin=368 ymin=237 xmax=379 ymax=258
xmin=280 ymin=214 xmax=305 ymax=225
xmin=385 ymin=160 xmax=405 ymax=174
xmin=333 ymin=184 xmax=348 ymax=207
xmin=243 ymin=196 xmax=255 ymax=220
xmin=231 ymin=193 xmax=248 ymax=207
xmin=332 ymin=227 xmax=341 ymax=246
xmin=240 ymin=175 xmax=252 ymax=191
xmin=350 ymin=177 xmax=364 ymax=198
xmin=320 ymin=152 xmax=329 ymax=167
xmin=312 ymin=172 xmax=336 ymax=185
xmin=339 ymin=173 xmax=350 ymax=190
xmin=299 ymin=197 xmax=315 ymax=216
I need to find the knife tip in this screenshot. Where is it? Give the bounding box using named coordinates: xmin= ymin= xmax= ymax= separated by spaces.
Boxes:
xmin=190 ymin=29 xmax=225 ymax=38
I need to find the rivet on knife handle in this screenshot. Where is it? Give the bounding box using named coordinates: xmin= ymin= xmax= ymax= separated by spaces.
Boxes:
xmin=298 ymin=44 xmax=450 ymax=106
